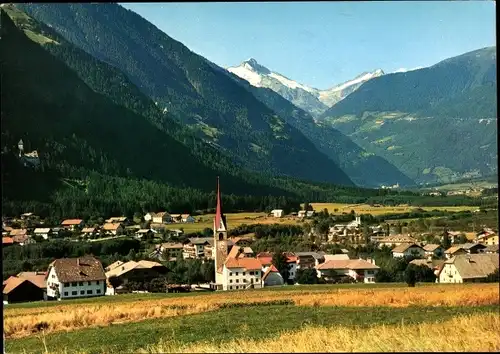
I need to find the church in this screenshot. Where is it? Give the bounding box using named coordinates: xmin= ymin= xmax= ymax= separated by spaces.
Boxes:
xmin=212 ymin=177 xmax=263 ymax=291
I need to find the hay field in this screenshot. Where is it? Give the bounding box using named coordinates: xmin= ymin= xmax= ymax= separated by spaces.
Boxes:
xmin=309 ymin=203 xmax=478 ymax=216
xmin=163 ymin=212 xmax=301 ymax=233
xmin=4 ymin=284 xmax=498 ymax=343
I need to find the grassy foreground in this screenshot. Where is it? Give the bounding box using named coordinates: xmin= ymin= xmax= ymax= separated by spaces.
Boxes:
xmin=4 ymin=283 xmax=499 ymax=353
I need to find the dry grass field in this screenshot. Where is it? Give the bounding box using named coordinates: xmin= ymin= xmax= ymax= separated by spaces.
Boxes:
xmin=4 ymin=283 xmax=498 ymax=340
xmin=141 ymin=312 xmax=500 ymax=353
xmin=309 ymin=202 xmax=478 ymax=216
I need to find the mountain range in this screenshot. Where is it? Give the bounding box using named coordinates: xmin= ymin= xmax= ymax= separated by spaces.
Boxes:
xmin=227 ymin=59 xmax=384 ymax=116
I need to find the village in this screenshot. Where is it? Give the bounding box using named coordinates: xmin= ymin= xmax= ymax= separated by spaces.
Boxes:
xmin=2 ymin=179 xmax=499 ymax=305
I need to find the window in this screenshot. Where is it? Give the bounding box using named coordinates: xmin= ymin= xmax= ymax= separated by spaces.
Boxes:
xmin=229 ymin=272 xmax=232 ymax=276
xmin=80 ymin=290 xmax=85 ymax=295
xmin=229 ymin=279 xmax=233 ymax=283
xmin=236 ymin=279 xmax=239 ymax=283
xmin=235 ymin=272 xmax=239 ymax=276
xmin=243 ymin=279 xmax=247 ymax=283
xmin=79 ymin=282 xmax=83 ymax=286
xmin=72 ymin=291 xmax=77 ymax=296
xmin=87 ymin=290 xmax=93 ymax=295
xmin=64 ymin=292 xmax=68 ymax=296
xmin=96 ymin=289 xmax=101 ymax=294
xmin=96 ymin=280 xmax=100 ymax=285
xmin=71 ymin=282 xmax=77 ymax=286
xmin=229 ymin=286 xmax=233 ymax=290
xmin=88 ymin=281 xmax=92 ymax=286
xmin=52 ymin=274 xmax=55 ymax=279
xmin=242 ymin=272 xmax=246 ymax=276
xmin=250 ymin=271 xmax=254 ymax=275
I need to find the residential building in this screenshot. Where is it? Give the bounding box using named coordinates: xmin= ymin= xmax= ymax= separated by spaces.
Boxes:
xmin=445 ymin=243 xmax=487 ymax=259
xmin=295 ymin=252 xmax=325 ymax=269
xmin=437 ymin=254 xmax=499 ymax=283
xmin=183 ymin=238 xmax=213 ymax=259
xmin=135 ymin=229 xmax=157 ymax=239
xmin=157 ymin=242 xmax=184 ymax=254
xmin=297 ymin=210 xmax=306 ymax=218
xmin=324 ymin=254 xmax=350 ymax=261
xmin=392 ymin=243 xmax=425 ymax=258
xmin=33 ymin=228 xmax=52 ymax=240
xmin=145 ymin=212 xmax=172 ymax=224
xmin=105 ymin=260 xmax=167 ymax=295
xmin=262 ymin=265 xmax=284 ymax=287
xmin=61 ymin=219 xmax=84 ymax=231
xmin=444 ymin=246 xmax=468 ymax=259
xmin=315 ymin=258 xmax=380 ymax=283
xmin=476 ymin=233 xmax=499 ymax=246
xmin=221 ymin=257 xmax=263 ymax=290
xmin=3 ymin=271 xmax=47 ymax=303
xmin=46 ymin=256 xmax=106 ymax=300
xmin=81 ymin=227 xmax=98 ymax=237
xmin=270 ymin=209 xmax=284 ymax=218
xmin=105 ymin=216 xmax=129 ymax=225
xmin=102 ymin=223 xmax=124 ymax=236
xmin=483 ymin=244 xmax=499 ymax=254
xmin=170 ymin=214 xmax=183 ymax=223
xmin=423 ymin=244 xmax=445 ymax=258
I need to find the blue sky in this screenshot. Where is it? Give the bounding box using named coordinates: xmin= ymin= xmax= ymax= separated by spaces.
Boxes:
xmin=121 ymin=1 xmax=496 ymax=90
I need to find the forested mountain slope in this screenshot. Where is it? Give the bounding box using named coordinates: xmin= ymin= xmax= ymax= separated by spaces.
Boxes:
xmin=320 ymin=47 xmax=497 ymax=184
xmin=17 ymin=3 xmax=353 ymax=186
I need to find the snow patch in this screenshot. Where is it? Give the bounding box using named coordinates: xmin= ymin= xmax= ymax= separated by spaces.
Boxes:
xmin=393 ymin=66 xmax=424 ymax=73
xmin=268 ymin=73 xmax=316 ymax=93
xmin=328 ymin=72 xmax=380 ymax=93
xmin=227 ymin=66 xmax=262 ymax=87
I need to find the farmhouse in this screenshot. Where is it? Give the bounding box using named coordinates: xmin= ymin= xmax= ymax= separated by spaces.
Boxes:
xmin=423 ymin=244 xmax=445 ymax=258
xmin=33 ymin=228 xmax=52 ymax=240
xmin=3 ymin=271 xmax=47 ymax=303
xmin=315 ymin=258 xmax=379 ymax=283
xmin=181 ymin=214 xmax=195 ymax=223
xmin=270 ymin=209 xmax=284 ymax=218
xmin=61 ymin=219 xmax=84 ymax=231
xmin=102 ymin=223 xmax=124 ymax=236
xmin=392 ymin=243 xmax=425 ymax=258
xmin=46 ymin=256 xmax=106 ymax=300
xmin=145 ymin=212 xmax=172 ymax=224
xmin=135 ymin=229 xmax=157 ymax=239
xmin=437 ymin=254 xmax=499 ymax=283
xmin=105 ymin=216 xmax=129 ymax=225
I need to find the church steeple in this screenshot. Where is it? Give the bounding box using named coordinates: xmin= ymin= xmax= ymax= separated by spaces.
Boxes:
xmin=214 ymin=176 xmax=226 ymax=232
xmin=214 ymin=177 xmax=228 ymax=279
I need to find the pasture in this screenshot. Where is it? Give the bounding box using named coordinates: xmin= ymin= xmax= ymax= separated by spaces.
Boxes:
xmin=4 ymin=283 xmax=499 ymax=353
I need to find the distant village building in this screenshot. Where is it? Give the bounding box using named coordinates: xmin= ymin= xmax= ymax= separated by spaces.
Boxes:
xmin=262 ymin=265 xmax=284 ymax=287
xmin=423 ymin=244 xmax=445 ymax=259
xmin=437 ymin=254 xmax=499 ymax=283
xmin=61 ymin=219 xmax=84 ymax=231
xmin=392 ymin=243 xmax=425 ymax=259
xmin=315 ymin=258 xmax=379 ymax=283
xmin=17 ymin=139 xmax=41 ymax=169
xmin=144 ymin=212 xmax=172 ymax=224
xmin=102 ymin=223 xmax=124 ymax=236
xmin=3 ymin=271 xmax=47 ymax=303
xmin=33 ymin=228 xmax=52 ymax=240
xmin=105 ymin=260 xmax=167 ymax=295
xmin=270 ymin=209 xmax=284 ymax=218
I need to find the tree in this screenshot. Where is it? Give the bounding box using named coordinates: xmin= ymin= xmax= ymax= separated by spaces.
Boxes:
xmin=272 ymin=250 xmax=289 ymax=282
xmin=404 ymin=265 xmax=417 ymax=287
xmin=296 ymin=268 xmax=318 ymax=284
xmin=484 ymin=269 xmax=499 ymax=283
xmin=108 ymin=275 xmax=123 ymax=292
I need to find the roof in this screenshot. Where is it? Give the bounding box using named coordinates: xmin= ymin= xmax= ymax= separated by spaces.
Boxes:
xmin=316 ymin=259 xmax=380 ymax=271
xmin=106 ymin=216 xmax=127 ymax=223
xmin=380 ymin=235 xmax=417 ymax=243
xmin=2 ymin=237 xmax=14 ymax=244
xmin=152 ymin=212 xmax=169 ymax=218
xmin=410 ymin=259 xmax=445 ymax=269
xmin=49 ymin=256 xmax=106 ymax=283
xmin=423 ymin=244 xmax=442 ymax=252
xmin=262 ymin=265 xmax=280 ymax=281
xmin=224 ymin=257 xmax=262 ymax=271
xmin=137 ymin=229 xmax=153 ymax=234
xmin=105 ymin=260 xmax=165 ymax=278
xmin=21 ymin=212 xmax=34 ymax=217
xmin=188 ymin=237 xmax=212 ymax=245
xmin=324 ymin=254 xmax=350 ymax=261
xmin=61 ymin=219 xmax=83 ymax=225
xmin=181 ymin=214 xmax=192 ymax=219
xmin=3 ymin=277 xmax=26 ymax=294
xmin=102 ymin=223 xmax=122 ymax=231
xmin=82 ymin=227 xmax=97 ymax=233
xmin=295 ymin=252 xmax=324 ymax=260
xmin=442 ymin=254 xmax=499 ymax=279
xmin=105 ymin=261 xmax=124 ymax=272
xmin=16 ymin=272 xmax=47 ymax=288
xmin=271 ymin=209 xmax=283 ymax=213
xmin=159 ymin=242 xmax=184 ymax=249
xmin=484 ymin=244 xmax=499 ymax=253
xmin=392 ymin=243 xmax=423 ymax=253
xmin=34 ymin=228 xmax=52 ymax=234
xmin=461 ymin=243 xmax=487 ymax=250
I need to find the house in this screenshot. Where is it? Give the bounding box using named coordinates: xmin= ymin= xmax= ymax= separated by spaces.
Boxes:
xmin=442 ymin=230 xmax=464 ymax=244
xmin=221 ymin=257 xmax=263 ymax=291
xmin=181 ymin=214 xmax=195 ymax=223
xmin=483 ymin=244 xmax=499 ymax=254
xmin=378 ymin=235 xmax=417 ymax=248
xmin=437 ymin=254 xmax=499 ymax=283
xmin=145 ymin=212 xmax=172 ymax=224
xmin=476 ymin=233 xmax=499 ymax=246
xmin=306 ymin=211 xmax=315 ymax=217
xmin=346 ymin=216 xmax=362 ymax=229
xmin=183 ymin=238 xmax=213 ymax=259
xmin=105 ymin=260 xmax=167 ymax=295
xmin=46 ymin=256 xmax=106 ymax=300
xmin=228 ymin=245 xmax=255 ymax=259
xmin=10 ymin=230 xmax=34 ymax=246
xmin=315 ymin=258 xmax=380 ymax=283
xmin=295 ymin=252 xmax=325 ymax=269
xmin=105 ymin=216 xmax=129 ymax=225
xmin=324 ymin=254 xmax=350 ymax=262
xmin=270 ymin=209 xmax=284 ymax=218
xmin=262 ymin=265 xmax=284 ymax=287
xmin=61 ymin=219 xmax=84 ymax=231
xmin=444 ymin=245 xmax=468 ymax=259
xmin=445 ymin=243 xmax=488 ymax=259
xmin=135 ymin=229 xmax=157 ymax=239
xmin=422 ymin=244 xmax=445 ymax=258
xmin=3 ymin=271 xmax=47 ymax=303
xmin=298 ymin=210 xmax=314 ymax=218
xmin=102 ymin=223 xmax=124 ymax=236
xmin=409 ymin=259 xmax=445 ymax=276
xmin=20 ymin=212 xmax=36 ymax=221
xmin=81 ymin=227 xmax=98 ymax=237
xmin=157 ymin=242 xmax=184 ymax=255
xmin=9 ymin=229 xmax=27 ymax=238
xmin=170 ymin=214 xmax=183 ymax=223
xmin=392 ymin=243 xmax=425 ymax=258
xmin=33 ymin=228 xmax=52 ymax=240
xmin=298 ymin=210 xmax=306 ymax=218
xmin=256 ymin=252 xmax=273 ymax=268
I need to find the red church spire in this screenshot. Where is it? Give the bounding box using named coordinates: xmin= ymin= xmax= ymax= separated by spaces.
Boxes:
xmin=215 ymin=176 xmax=222 ymax=230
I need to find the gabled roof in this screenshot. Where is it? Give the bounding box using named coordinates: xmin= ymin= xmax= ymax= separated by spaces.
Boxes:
xmin=105 ymin=261 xmax=125 ymax=272
xmin=324 ymin=254 xmax=350 ymax=261
xmin=295 ymin=252 xmax=324 ymax=260
xmin=49 ymin=256 xmax=106 ymax=283
xmin=262 ymin=265 xmax=281 ymax=281
xmin=316 ymin=259 xmax=379 ymax=271
xmin=34 ymin=228 xmax=52 ymax=234
xmin=61 ymin=219 xmax=83 ymax=225
xmin=16 ymin=271 xmax=47 ymax=289
xmin=2 ymin=237 xmax=14 ymax=244
xmin=82 ymin=227 xmax=97 ymax=233
xmin=410 ymin=259 xmax=445 ymax=270
xmin=461 ymin=243 xmax=487 ymax=250
xmin=102 ymin=223 xmax=122 ymax=231
xmin=181 ymin=214 xmax=192 ymax=219
xmin=159 ymin=242 xmax=184 ymax=249
xmin=423 ymin=244 xmax=442 ymax=252
xmin=441 ymin=254 xmax=499 ymax=279
xmin=224 ymin=257 xmax=262 ymax=271
xmin=105 ymin=216 xmax=128 ymax=223
xmin=380 ymin=235 xmax=416 ymax=243
xmin=392 ymin=243 xmax=423 ymax=253
xmin=188 ymin=237 xmax=212 ymax=245
xmin=10 ymin=229 xmax=27 ymax=236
